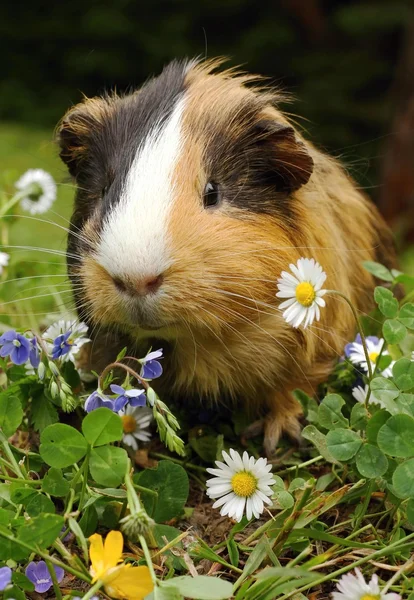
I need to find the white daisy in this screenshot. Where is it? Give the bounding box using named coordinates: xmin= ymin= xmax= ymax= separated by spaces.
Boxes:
xmin=206 ymin=449 xmax=275 ymax=522
xmin=0 ymin=252 xmax=9 ymax=275
xmin=276 ymin=258 xmax=327 ymax=328
xmin=352 ymin=385 xmax=387 ymax=410
xmin=15 ymin=169 xmax=57 ymax=215
xmin=118 ymin=405 xmax=152 ymax=451
xmin=332 ymin=568 xmax=401 ymax=600
xmin=42 ymin=319 xmax=90 ymax=363
xmin=348 ymin=336 xmax=394 ymax=378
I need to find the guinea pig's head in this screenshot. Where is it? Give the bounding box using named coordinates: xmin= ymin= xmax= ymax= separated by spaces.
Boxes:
xmin=58 ymin=59 xmax=314 ymax=340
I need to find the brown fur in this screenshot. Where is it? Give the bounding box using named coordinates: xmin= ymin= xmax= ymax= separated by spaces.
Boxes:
xmin=59 ymin=60 xmax=396 ymax=455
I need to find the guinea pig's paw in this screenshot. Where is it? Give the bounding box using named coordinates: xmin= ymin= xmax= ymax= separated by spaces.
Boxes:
xmin=241 ymin=418 xmax=265 ymax=443
xmin=263 ymin=394 xmax=303 ymax=457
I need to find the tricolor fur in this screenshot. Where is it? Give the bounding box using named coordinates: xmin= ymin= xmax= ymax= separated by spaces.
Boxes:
xmin=58 ymin=59 xmax=396 ymax=454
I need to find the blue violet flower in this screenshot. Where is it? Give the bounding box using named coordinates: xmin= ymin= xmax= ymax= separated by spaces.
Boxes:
xmin=29 ymin=337 xmax=40 ymax=368
xmin=84 ymin=390 xmax=114 ymax=413
xmin=110 ymin=384 xmax=146 ymax=411
xmin=0 ymin=566 xmax=12 ymax=591
xmin=25 ymin=561 xmax=64 ymax=593
xmin=0 ymin=330 xmax=31 ymax=365
xmin=51 ymin=331 xmax=73 ymax=360
xmin=140 ymin=348 xmax=163 ymax=379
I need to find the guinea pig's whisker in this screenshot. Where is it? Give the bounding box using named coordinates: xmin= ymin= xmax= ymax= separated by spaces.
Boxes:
xmin=0 ymin=289 xmax=74 ymax=306
xmin=0 ymin=273 xmax=70 ymax=286
xmin=0 ymin=245 xmax=81 ymax=261
xmin=4 ymin=214 xmax=93 ymax=247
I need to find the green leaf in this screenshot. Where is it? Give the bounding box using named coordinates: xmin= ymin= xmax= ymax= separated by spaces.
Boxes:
xmin=383 ymin=319 xmax=407 ymax=345
xmin=326 ymin=429 xmax=362 ymax=462
xmin=392 ymin=458 xmax=414 ymax=498
xmin=407 ymin=498 xmax=414 ymax=525
xmin=366 ymin=410 xmax=390 ymax=443
xmin=162 ymin=576 xmax=233 ymax=599
xmin=374 ymin=286 xmax=399 ymax=318
xmin=377 ymin=414 xmax=414 ymax=457
xmin=273 ymin=490 xmax=294 ymax=509
xmin=318 ymin=394 xmax=348 ymax=430
xmin=399 ymin=303 xmax=414 ymax=329
xmin=392 ymin=358 xmax=414 ymax=391
xmin=12 ymin=571 xmax=35 ymax=591
xmin=25 ymin=491 xmax=55 ymax=516
xmin=0 ymin=526 xmax=29 ymax=560
xmin=4 ymin=584 xmax=26 ymax=600
xmin=31 ymin=391 xmax=58 ymax=432
xmin=370 ymin=378 xmax=399 ymax=412
xmin=227 ymin=537 xmax=239 ymax=567
xmin=42 ymin=467 xmax=70 ymax=497
xmin=82 ymin=407 xmax=123 ymax=447
xmin=11 ymin=488 xmax=55 ymax=516
xmin=0 ymin=392 xmax=23 ymax=437
xmin=153 ymin=524 xmax=186 ymax=571
xmin=40 ymin=423 xmax=88 ymax=468
xmin=356 ymin=444 xmax=388 ymax=478
xmin=79 ymin=504 xmax=98 ymax=537
xmin=18 ymin=513 xmax=64 ymax=548
xmin=301 ymin=425 xmax=340 ymax=464
xmin=363 ymin=261 xmax=394 ymax=282
xmin=350 ymin=403 xmax=368 ymax=431
xmin=137 ymin=460 xmax=189 ymax=522
xmin=89 ymin=445 xmax=128 ymax=487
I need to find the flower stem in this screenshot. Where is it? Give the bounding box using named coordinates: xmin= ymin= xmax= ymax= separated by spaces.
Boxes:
xmin=80 ymin=579 xmax=104 ymax=600
xmin=0 ymin=186 xmax=38 ymax=218
xmin=78 ymin=446 xmax=91 ymax=511
xmin=98 ymin=362 xmax=149 ymax=392
xmin=326 ymin=290 xmax=373 ymax=406
xmin=45 ymin=558 xmax=63 ymax=600
xmin=0 ymin=432 xmax=25 ymax=479
xmin=139 ymin=534 xmax=158 ymax=586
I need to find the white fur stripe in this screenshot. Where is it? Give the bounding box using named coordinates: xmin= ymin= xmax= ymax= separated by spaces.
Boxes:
xmin=97 ymin=97 xmax=185 ymax=279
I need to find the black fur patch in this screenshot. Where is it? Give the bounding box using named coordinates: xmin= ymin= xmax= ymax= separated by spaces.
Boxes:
xmin=200 ymin=100 xmax=313 ymax=222
xmin=65 ymin=59 xmax=188 ymax=257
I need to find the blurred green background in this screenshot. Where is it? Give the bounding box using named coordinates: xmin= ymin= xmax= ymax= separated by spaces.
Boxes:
xmin=1 ymin=0 xmax=413 ymax=326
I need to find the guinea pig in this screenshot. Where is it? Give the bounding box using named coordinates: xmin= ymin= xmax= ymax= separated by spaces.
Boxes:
xmin=58 ymin=59 xmax=396 ymax=456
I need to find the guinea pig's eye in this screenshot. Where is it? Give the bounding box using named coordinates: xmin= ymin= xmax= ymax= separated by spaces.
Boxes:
xmin=203 ymin=181 xmax=221 ymax=208
xmin=102 ymin=185 xmax=108 ymax=197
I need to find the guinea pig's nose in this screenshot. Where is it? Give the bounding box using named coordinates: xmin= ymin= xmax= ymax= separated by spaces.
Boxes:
xmin=113 ymin=274 xmax=164 ymax=297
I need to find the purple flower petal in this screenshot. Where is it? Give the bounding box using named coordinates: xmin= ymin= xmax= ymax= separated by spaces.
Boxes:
xmin=0 ymin=330 xmax=18 ymax=343
xmin=84 ymin=391 xmax=114 ymax=413
xmin=114 ymin=395 xmax=128 ymax=412
xmin=110 ymin=384 xmax=125 ymax=395
xmin=10 ymin=343 xmax=30 ymax=365
xmin=0 ymin=343 xmax=14 ymax=357
xmin=0 ymin=566 xmax=12 ymax=591
xmin=54 ymin=565 xmax=65 ymax=583
xmin=35 ymin=579 xmax=53 ymax=593
xmin=141 ymin=360 xmax=163 ymax=379
xmin=129 ymin=394 xmax=147 ymax=408
xmin=29 ymin=338 xmax=41 ymax=368
xmin=25 ymin=561 xmax=38 ymax=585
xmin=35 ymin=561 xmax=50 ymax=580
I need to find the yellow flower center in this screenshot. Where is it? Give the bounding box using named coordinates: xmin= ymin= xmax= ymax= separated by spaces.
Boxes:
xmin=360 ymin=595 xmax=380 ymax=600
xmin=369 ymin=351 xmax=379 ymax=363
xmin=121 ymin=415 xmax=136 ymax=434
xmin=231 ymin=471 xmax=257 ymax=497
xmin=295 ymin=282 xmax=316 ymax=307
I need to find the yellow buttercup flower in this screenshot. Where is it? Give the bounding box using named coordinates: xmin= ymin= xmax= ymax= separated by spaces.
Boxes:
xmin=89 ymin=531 xmax=154 ymax=600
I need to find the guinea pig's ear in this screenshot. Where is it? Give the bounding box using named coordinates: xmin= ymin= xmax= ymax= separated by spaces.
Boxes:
xmin=255 ymin=118 xmax=314 ymax=193
xmin=57 ymin=97 xmax=109 ymax=178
